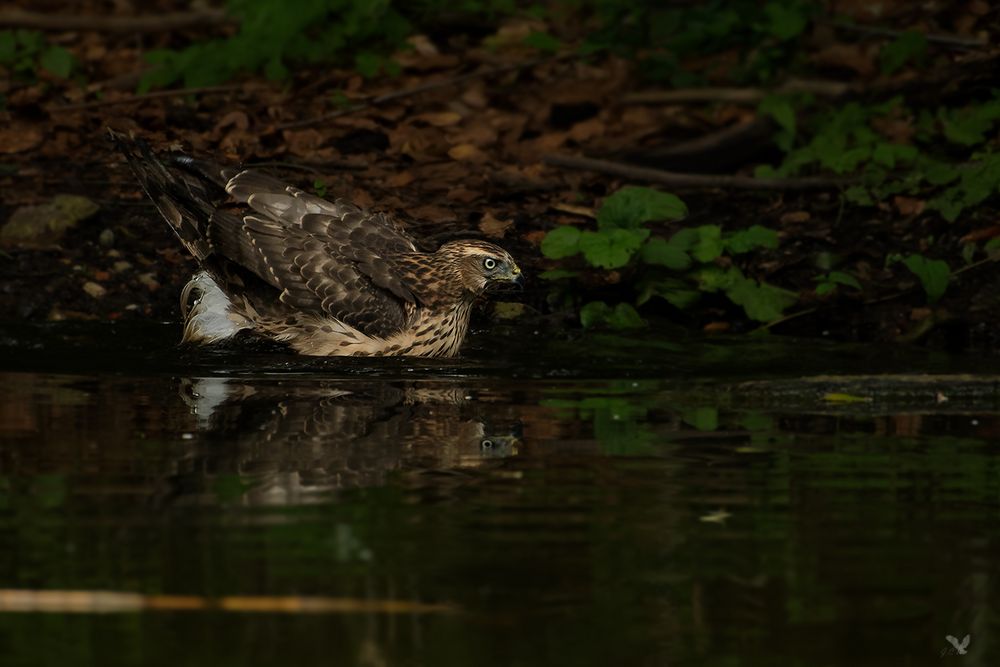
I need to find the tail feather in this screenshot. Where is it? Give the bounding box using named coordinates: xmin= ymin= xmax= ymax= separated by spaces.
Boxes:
xmin=108 ymin=128 xmax=222 ymax=262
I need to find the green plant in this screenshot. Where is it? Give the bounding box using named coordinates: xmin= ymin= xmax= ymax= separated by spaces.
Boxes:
xmin=813 ymin=271 xmax=861 ymax=296
xmin=542 ymin=186 xmax=794 ymax=327
xmin=761 ymin=92 xmax=1000 ymax=223
xmin=0 ymin=30 xmax=76 ymax=81
xmin=582 ymin=0 xmax=815 ymax=85
xmin=139 ymin=0 xmax=413 ymax=91
xmin=890 ymin=253 xmax=951 ymax=303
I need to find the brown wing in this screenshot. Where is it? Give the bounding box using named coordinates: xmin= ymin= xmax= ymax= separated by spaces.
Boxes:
xmin=222 ymin=170 xmax=425 ymax=337
xmin=111 ymin=130 xmax=427 ymax=339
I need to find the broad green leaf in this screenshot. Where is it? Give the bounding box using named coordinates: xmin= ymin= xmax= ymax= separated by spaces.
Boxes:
xmin=636 ymin=277 xmax=700 ymax=309
xmin=640 ymin=237 xmax=691 ymax=270
xmin=844 ymin=185 xmax=874 ymax=205
xmin=354 ymin=52 xmax=383 ymax=78
xmin=523 ymin=31 xmax=562 ymax=53
xmin=726 ymin=276 xmax=798 ymax=322
xmin=880 ymin=31 xmax=927 ymax=75
xmin=764 ymin=1 xmax=807 ymax=40
xmin=581 ymin=301 xmax=643 ymax=330
xmin=0 ymin=31 xmax=16 ymax=63
xmin=683 ymin=406 xmax=718 ymax=431
xmin=540 ymin=225 xmax=582 ymax=259
xmin=579 ymin=228 xmax=649 ymax=269
xmin=539 ymin=269 xmax=579 ymax=280
xmin=668 ymin=227 xmax=700 ymax=252
xmin=900 ymin=254 xmax=950 ymax=303
xmin=725 ymin=225 xmax=779 ymax=254
xmin=827 ymin=271 xmax=861 ymax=290
xmin=758 ymin=94 xmax=796 ymax=151
xmin=694 ymin=265 xmax=742 ymax=292
xmin=692 ymin=225 xmax=723 ymax=263
xmin=596 ymin=186 xmax=687 ymax=230
xmin=39 ymin=45 xmax=74 ymax=78
xmin=872 ymin=143 xmax=917 ymax=168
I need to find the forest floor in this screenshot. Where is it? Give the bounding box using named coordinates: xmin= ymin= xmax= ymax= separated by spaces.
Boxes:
xmin=3 ymin=1 xmax=1000 ymax=349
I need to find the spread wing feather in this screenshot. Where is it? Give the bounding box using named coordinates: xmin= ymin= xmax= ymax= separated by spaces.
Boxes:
xmin=110 ymin=130 xmax=426 ymax=339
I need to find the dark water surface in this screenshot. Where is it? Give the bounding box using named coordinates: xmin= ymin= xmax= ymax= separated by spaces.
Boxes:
xmin=1 ymin=323 xmax=999 ymax=666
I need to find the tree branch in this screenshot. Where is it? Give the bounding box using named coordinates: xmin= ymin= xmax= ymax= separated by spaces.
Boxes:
xmin=543 ymin=154 xmax=851 ymax=191
xmin=0 ymin=8 xmax=235 ymax=32
xmin=48 ymin=85 xmax=243 ymax=112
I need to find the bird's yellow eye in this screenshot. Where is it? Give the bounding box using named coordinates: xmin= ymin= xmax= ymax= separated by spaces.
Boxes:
xmin=483 ymin=257 xmax=497 ymax=270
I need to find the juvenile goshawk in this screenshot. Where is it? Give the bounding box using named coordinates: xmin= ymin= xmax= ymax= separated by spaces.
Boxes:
xmin=110 ymin=130 xmax=522 ymax=357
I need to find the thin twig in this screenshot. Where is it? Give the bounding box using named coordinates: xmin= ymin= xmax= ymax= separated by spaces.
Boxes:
xmin=245 ymin=160 xmax=367 ymax=173
xmin=623 ymin=80 xmax=850 ymax=106
xmin=0 ymin=8 xmax=235 ymax=32
xmin=543 ymin=154 xmax=852 ymax=191
xmin=48 ymin=85 xmax=244 ymax=112
xmin=823 ymin=20 xmax=988 ymax=49
xmin=277 ymin=54 xmax=574 ymax=131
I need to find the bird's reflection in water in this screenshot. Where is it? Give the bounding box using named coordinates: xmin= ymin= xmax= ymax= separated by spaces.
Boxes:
xmin=172 ymin=377 xmax=522 ymax=505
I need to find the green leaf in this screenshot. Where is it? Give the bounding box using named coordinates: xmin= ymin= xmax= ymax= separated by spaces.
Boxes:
xmin=312 ymin=179 xmax=328 ymax=198
xmin=725 ymin=225 xmax=779 ymax=254
xmin=900 ymin=254 xmax=950 ymax=303
xmin=692 ymin=225 xmax=723 ymax=262
xmin=927 ymin=153 xmax=1000 ymax=222
xmin=523 ymin=31 xmax=562 ymax=53
xmin=579 ymin=228 xmax=650 ymax=269
xmin=596 ymin=186 xmax=687 ymax=230
xmin=939 ymin=99 xmax=1000 ymax=147
xmin=764 ymin=1 xmax=807 ymax=40
xmin=39 ymin=45 xmax=74 ymax=78
xmin=354 ymin=52 xmax=384 ymax=78
xmin=637 ymin=277 xmax=701 ymax=309
xmin=640 ymin=237 xmax=691 ymax=270
xmin=540 ymin=226 xmax=582 ymax=259
xmin=683 ymin=406 xmax=718 ymax=431
xmin=826 ymin=271 xmax=861 ymax=290
xmin=725 ymin=275 xmax=798 ymax=322
xmin=0 ymin=31 xmax=16 ymax=63
xmin=694 ymin=265 xmax=742 ymax=293
xmin=844 ymin=185 xmax=874 ymax=206
xmin=758 ymin=94 xmax=796 ymax=151
xmin=539 ymin=269 xmax=579 ymax=280
xmin=880 ymin=30 xmax=927 ymax=75
xmin=580 ymin=301 xmax=646 ymax=330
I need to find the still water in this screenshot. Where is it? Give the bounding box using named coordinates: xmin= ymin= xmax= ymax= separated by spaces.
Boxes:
xmin=1 ymin=323 xmax=999 ymax=666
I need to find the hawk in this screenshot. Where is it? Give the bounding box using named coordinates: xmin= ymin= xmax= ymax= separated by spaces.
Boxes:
xmin=109 ymin=130 xmax=522 ymax=357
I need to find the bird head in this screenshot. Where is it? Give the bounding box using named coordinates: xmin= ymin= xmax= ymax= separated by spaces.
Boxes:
xmin=437 ymin=240 xmax=523 ymax=295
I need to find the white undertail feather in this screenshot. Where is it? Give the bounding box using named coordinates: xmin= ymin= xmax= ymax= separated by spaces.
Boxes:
xmin=180 ymin=271 xmax=252 ymax=344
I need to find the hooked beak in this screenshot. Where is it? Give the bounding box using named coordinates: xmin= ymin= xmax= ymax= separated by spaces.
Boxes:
xmin=508 ymin=265 xmax=524 ymax=288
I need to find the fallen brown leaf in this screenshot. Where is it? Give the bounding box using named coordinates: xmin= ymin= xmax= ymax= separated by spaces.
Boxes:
xmin=479 ymin=212 xmax=513 ymax=238
xmin=412 ymin=111 xmax=463 ymax=127
xmin=0 ymin=122 xmax=43 ymax=154
xmin=893 ymin=196 xmax=925 ymax=216
xmin=448 ymin=143 xmax=488 ymax=162
xmin=780 ymin=211 xmax=811 ymax=224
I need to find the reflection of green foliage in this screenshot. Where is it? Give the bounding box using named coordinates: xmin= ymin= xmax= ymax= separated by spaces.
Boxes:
xmin=542 ymin=389 xmax=656 ymax=455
